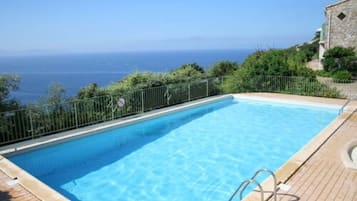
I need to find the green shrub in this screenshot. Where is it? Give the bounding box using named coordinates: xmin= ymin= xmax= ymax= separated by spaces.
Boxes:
xmin=209 ymin=61 xmax=239 ymax=77
xmin=0 ymin=74 xmax=20 ymax=112
xmin=315 ymin=70 xmax=332 ymax=77
xmin=77 ymin=83 xmax=107 ymax=99
xmin=332 ymin=70 xmax=352 ymax=83
xmin=106 ymin=72 xmax=165 ymax=94
xmin=166 ymin=63 xmax=206 ymax=83
xmin=221 ymin=67 xmax=257 ymax=93
xmin=322 ymin=46 xmax=357 ymax=74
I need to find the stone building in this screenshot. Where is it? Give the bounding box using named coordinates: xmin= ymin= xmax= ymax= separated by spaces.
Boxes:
xmin=319 ymin=0 xmax=357 ymax=61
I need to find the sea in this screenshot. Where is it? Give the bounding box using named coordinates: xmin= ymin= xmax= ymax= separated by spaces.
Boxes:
xmin=0 ymin=49 xmax=254 ymax=104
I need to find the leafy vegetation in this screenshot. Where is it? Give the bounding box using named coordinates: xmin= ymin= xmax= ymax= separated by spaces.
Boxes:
xmin=39 ymin=83 xmax=67 ymax=105
xmin=165 ymin=63 xmax=206 ymax=83
xmin=0 ymin=74 xmax=20 ymax=112
xmin=315 ymin=70 xmax=332 ymax=77
xmin=221 ymin=48 xmax=340 ymax=98
xmin=322 ymin=46 xmax=357 ymax=75
xmin=105 ymin=72 xmax=164 ymax=94
xmin=77 ymin=83 xmax=107 ymax=99
xmin=209 ymin=61 xmax=239 ymax=77
xmin=332 ymin=70 xmax=352 ymax=83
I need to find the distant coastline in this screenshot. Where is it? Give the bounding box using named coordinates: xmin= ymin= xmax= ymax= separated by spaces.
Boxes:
xmin=0 ymin=49 xmax=254 ymax=103
xmin=0 ymin=48 xmax=256 ymax=58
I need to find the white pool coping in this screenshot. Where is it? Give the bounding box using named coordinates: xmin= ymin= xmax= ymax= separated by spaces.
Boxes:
xmin=233 ymin=94 xmax=342 ymax=110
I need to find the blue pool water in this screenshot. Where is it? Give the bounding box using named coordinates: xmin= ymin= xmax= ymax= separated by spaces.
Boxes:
xmin=9 ymin=98 xmax=339 ymax=201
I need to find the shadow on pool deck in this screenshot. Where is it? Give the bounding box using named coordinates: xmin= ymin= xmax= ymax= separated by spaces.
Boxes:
xmin=0 ymin=190 xmax=11 ymax=201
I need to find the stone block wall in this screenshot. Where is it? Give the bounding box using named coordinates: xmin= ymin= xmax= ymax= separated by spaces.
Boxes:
xmin=325 ymin=0 xmax=357 ymax=49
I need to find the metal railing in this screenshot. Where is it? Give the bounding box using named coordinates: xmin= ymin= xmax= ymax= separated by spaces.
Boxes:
xmin=234 ymin=75 xmax=346 ymax=98
xmin=0 ymin=78 xmax=222 ymax=145
xmin=1 ymin=75 xmax=355 ymax=146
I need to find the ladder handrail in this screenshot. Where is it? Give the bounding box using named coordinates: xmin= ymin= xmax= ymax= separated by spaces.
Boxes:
xmin=228 ymin=168 xmax=277 ymax=201
xmin=250 ymin=168 xmax=277 ymax=201
xmin=228 ymin=179 xmax=264 ymax=201
xmin=339 ymin=99 xmax=351 ymax=115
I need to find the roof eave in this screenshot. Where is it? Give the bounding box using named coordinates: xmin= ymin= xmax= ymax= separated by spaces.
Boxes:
xmin=325 ymin=0 xmax=351 ymax=11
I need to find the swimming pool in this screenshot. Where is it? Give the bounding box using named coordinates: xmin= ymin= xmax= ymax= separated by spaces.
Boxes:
xmin=8 ymin=97 xmax=339 ymax=201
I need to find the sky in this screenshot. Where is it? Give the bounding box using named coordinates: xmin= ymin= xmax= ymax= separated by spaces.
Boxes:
xmin=0 ymin=0 xmax=337 ymax=55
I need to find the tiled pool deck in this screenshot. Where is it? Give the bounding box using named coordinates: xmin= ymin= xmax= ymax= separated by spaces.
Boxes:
xmin=0 ymin=93 xmax=356 ymax=201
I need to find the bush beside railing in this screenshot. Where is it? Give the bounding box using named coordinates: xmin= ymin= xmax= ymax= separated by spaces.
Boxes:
xmin=254 ymin=76 xmax=343 ymax=98
xmin=222 ymin=75 xmax=345 ymax=98
xmin=0 ymin=76 xmax=353 ymax=146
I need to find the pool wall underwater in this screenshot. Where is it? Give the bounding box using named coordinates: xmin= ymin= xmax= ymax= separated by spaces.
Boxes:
xmin=0 ymin=94 xmax=346 ymax=201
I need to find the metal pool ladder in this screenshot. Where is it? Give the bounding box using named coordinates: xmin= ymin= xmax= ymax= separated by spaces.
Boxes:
xmin=340 ymin=95 xmax=357 ymax=115
xmin=339 ymin=99 xmax=351 ymax=115
xmin=228 ymin=168 xmax=277 ymax=201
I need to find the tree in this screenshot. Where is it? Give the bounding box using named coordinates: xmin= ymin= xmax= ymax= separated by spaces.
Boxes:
xmin=107 ymin=72 xmax=165 ymax=94
xmin=209 ymin=61 xmax=239 ymax=77
xmin=166 ymin=63 xmax=206 ymax=82
xmin=37 ymin=82 xmax=67 ymax=112
xmin=220 ymin=49 xmax=326 ymax=95
xmin=179 ymin=63 xmax=205 ymax=73
xmin=240 ymin=49 xmax=291 ymax=76
xmin=77 ymin=83 xmax=106 ymax=99
xmin=0 ymin=74 xmax=20 ymax=112
xmin=221 ymin=66 xmax=256 ymax=93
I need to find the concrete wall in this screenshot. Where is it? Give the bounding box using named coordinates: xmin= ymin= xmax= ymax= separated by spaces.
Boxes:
xmin=325 ymin=0 xmax=357 ymax=49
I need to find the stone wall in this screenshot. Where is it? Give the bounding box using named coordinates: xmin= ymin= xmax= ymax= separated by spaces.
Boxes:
xmin=325 ymin=0 xmax=357 ymax=49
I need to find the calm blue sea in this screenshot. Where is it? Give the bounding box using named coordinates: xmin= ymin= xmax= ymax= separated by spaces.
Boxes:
xmin=0 ymin=49 xmax=253 ymax=104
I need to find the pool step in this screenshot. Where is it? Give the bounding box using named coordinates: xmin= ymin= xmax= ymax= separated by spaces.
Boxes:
xmin=228 ymin=168 xmax=277 ymax=201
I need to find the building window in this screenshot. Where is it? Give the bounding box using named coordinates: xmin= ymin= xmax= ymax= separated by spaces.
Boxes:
xmin=337 ymin=12 xmax=346 ymax=20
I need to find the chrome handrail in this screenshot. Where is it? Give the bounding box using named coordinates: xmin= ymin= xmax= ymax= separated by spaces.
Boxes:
xmin=228 ymin=179 xmax=264 ymax=201
xmin=250 ymin=168 xmax=277 ymax=201
xmin=339 ymin=99 xmax=351 ymax=115
xmin=229 ymin=168 xmax=277 ymax=201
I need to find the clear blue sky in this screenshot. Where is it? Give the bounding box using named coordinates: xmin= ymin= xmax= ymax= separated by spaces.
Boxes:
xmin=0 ymin=0 xmax=336 ymax=54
